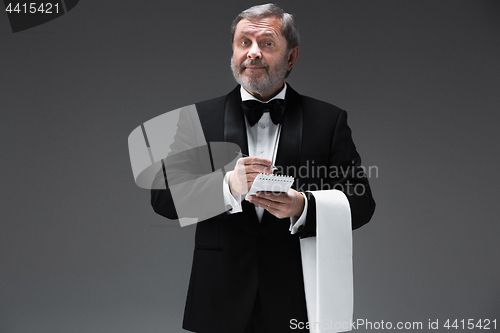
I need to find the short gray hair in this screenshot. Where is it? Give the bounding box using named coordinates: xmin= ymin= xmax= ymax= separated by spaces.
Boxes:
xmin=230 ymin=3 xmax=300 ymax=51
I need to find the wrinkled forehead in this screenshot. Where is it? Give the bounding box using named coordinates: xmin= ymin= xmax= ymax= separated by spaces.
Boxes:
xmin=234 ymin=18 xmax=284 ymax=40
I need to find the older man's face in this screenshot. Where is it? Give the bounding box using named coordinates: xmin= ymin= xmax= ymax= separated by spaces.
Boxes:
xmin=231 ymin=17 xmax=291 ymax=98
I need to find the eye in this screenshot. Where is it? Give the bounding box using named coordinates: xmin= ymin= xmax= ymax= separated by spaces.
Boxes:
xmin=241 ymin=40 xmax=249 ymax=46
xmin=263 ymin=42 xmax=274 ymax=47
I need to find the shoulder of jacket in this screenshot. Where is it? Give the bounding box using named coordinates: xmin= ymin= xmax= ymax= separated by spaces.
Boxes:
xmin=297 ymin=95 xmax=347 ymax=122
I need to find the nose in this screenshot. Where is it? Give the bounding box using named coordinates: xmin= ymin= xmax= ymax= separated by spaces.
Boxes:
xmin=247 ymin=43 xmax=262 ymax=59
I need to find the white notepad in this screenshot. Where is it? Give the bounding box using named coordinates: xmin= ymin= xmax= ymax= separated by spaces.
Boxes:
xmin=245 ymin=173 xmax=295 ymax=201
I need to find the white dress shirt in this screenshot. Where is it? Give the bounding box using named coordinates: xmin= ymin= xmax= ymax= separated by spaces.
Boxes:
xmin=223 ymin=83 xmax=308 ymax=234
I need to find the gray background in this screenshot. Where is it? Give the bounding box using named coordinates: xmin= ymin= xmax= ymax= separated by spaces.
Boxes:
xmin=1 ymin=0 xmax=499 ymax=332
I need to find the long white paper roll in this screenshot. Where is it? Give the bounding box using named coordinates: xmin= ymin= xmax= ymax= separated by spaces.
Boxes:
xmin=300 ymin=190 xmax=353 ymax=332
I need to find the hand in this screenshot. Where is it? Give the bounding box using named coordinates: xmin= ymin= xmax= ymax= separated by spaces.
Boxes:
xmin=249 ymin=189 xmax=305 ymax=219
xmin=228 ymin=157 xmax=273 ymax=196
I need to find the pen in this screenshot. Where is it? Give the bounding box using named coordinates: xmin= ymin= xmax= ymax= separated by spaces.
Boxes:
xmin=236 ymin=152 xmax=278 ymax=170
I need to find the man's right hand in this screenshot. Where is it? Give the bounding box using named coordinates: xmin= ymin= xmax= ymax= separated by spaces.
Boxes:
xmin=228 ymin=157 xmax=273 ymax=197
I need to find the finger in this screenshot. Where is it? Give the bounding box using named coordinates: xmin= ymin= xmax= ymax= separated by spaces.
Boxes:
xmin=256 ymin=191 xmax=288 ymax=203
xmin=250 ymin=195 xmax=282 ymax=209
xmin=245 ymin=173 xmax=264 ymax=182
xmin=248 ymin=195 xmax=268 ymax=208
xmin=242 ymin=156 xmax=273 ymax=167
xmin=245 ymin=164 xmax=273 ymax=174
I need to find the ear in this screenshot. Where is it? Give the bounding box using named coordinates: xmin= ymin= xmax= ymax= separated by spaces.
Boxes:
xmin=287 ymin=46 xmax=300 ymax=71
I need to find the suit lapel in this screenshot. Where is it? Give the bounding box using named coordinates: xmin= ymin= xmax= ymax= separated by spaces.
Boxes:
xmin=263 ymin=84 xmax=303 ymax=223
xmin=224 ymin=85 xmax=249 ymax=156
xmin=274 ymin=84 xmax=303 ymax=177
xmin=224 ymin=86 xmax=259 ymax=221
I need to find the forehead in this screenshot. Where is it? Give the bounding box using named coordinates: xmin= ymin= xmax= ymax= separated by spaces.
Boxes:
xmin=234 ymin=18 xmax=284 ymax=39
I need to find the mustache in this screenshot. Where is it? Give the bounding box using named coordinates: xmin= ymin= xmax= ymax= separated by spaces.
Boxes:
xmin=240 ymin=59 xmax=269 ymax=71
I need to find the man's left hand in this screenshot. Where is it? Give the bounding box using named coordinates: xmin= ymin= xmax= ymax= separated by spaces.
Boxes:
xmin=249 ymin=189 xmax=305 ymax=219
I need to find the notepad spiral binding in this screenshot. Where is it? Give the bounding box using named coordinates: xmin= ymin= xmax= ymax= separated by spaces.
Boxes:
xmin=245 ymin=173 xmax=295 ymax=201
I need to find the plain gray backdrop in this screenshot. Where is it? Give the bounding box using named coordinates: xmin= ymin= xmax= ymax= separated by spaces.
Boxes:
xmin=1 ymin=1 xmax=499 ymax=332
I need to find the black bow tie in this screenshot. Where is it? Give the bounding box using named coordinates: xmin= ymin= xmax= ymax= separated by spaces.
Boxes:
xmin=241 ymin=99 xmax=286 ymax=127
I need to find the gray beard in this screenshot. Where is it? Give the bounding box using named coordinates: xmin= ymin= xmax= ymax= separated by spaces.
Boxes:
xmin=231 ymin=56 xmax=289 ymax=97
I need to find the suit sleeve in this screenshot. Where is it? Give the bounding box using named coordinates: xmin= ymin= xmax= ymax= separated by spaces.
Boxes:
xmin=299 ymin=109 xmax=376 ymax=238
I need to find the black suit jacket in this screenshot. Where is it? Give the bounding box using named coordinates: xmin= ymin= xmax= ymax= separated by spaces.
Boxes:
xmin=151 ymin=85 xmax=375 ymax=333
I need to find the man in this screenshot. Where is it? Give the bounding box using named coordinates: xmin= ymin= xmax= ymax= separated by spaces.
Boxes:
xmin=151 ymin=4 xmax=375 ymax=332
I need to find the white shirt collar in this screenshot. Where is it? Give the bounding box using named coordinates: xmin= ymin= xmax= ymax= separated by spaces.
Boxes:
xmin=240 ymin=83 xmax=287 ymax=103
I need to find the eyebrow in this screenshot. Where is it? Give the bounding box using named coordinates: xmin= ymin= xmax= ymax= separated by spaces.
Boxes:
xmin=239 ymin=30 xmax=277 ymax=38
